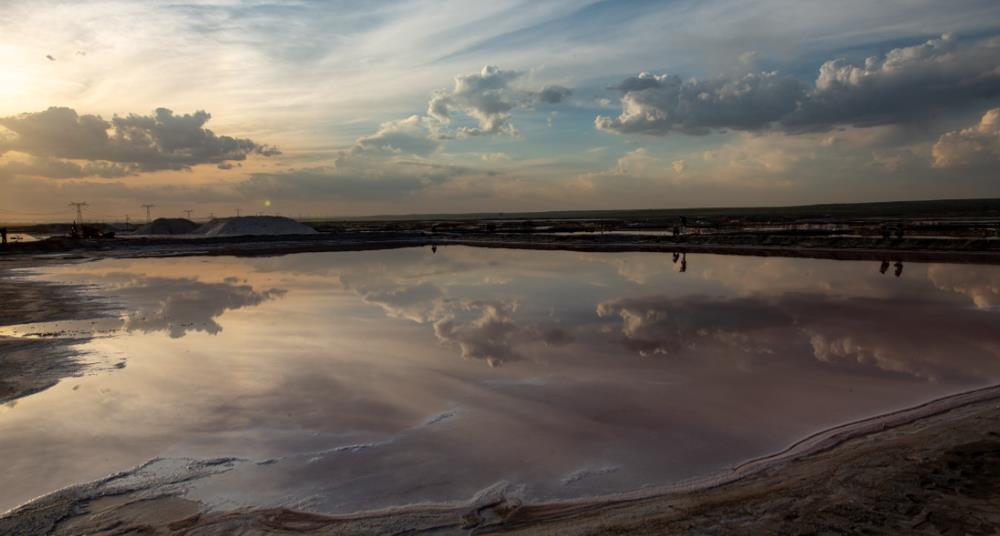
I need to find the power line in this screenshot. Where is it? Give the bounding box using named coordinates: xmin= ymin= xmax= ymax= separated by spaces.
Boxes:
xmin=68 ymin=202 xmax=88 ymax=224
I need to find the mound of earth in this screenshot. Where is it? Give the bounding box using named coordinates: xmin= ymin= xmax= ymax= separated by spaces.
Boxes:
xmin=194 ymin=216 xmax=318 ymax=236
xmin=132 ymin=218 xmax=199 ymax=235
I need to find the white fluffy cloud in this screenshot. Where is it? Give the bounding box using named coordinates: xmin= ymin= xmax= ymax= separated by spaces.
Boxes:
xmin=597 ymin=34 xmax=1000 ymax=136
xmin=427 ymin=65 xmax=571 ymax=136
xmin=352 ymin=115 xmax=442 ymax=157
xmin=931 ymin=108 xmax=1000 ymax=168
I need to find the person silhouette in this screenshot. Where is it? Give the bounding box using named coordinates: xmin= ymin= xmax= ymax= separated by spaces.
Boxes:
xmin=431 ymin=244 xmax=437 ymax=254
xmin=879 ymin=260 xmax=889 ymax=274
xmin=894 ymin=261 xmax=903 ymax=277
xmin=0 ymin=227 xmax=7 ymax=246
xmin=672 ymin=252 xmax=680 ymax=263
xmin=679 ymin=253 xmax=687 ymax=273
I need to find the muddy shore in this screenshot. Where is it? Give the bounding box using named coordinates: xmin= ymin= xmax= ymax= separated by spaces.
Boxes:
xmin=0 ymin=258 xmax=110 ymax=405
xmin=3 ymin=384 xmax=999 ymax=535
xmin=2 ymin=237 xmax=1000 ymax=534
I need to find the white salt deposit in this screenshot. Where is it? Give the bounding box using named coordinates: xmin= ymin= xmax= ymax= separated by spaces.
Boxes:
xmin=194 ymin=216 xmax=318 ymax=236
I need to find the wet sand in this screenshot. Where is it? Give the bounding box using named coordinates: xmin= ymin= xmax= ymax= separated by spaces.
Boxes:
xmin=0 ymin=258 xmax=109 ymax=405
xmin=2 ymin=384 xmax=999 ymax=534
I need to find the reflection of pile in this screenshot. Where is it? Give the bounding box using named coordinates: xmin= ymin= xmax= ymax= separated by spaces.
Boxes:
xmin=194 ymin=216 xmax=318 ymax=236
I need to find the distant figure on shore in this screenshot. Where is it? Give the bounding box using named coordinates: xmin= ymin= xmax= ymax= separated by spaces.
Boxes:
xmin=1 ymin=227 xmax=7 ymax=246
xmin=894 ymin=261 xmax=904 ymax=277
xmin=879 ymin=260 xmax=890 ymax=274
xmin=672 ymin=226 xmax=681 ymax=238
xmin=881 ymin=225 xmax=891 ymax=240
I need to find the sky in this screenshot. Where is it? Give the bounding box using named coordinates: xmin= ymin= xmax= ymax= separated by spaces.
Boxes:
xmin=1 ymin=0 xmax=1000 ymax=222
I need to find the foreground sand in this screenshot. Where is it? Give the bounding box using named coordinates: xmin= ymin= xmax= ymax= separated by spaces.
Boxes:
xmin=3 ymin=385 xmax=999 ymax=535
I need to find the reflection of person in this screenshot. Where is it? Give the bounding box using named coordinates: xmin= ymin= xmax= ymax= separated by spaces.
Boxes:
xmin=672 ymin=252 xmax=680 ymax=263
xmin=879 ymin=260 xmax=890 ymax=274
xmin=894 ymin=261 xmax=904 ymax=277
xmin=431 ymin=244 xmax=437 ymax=254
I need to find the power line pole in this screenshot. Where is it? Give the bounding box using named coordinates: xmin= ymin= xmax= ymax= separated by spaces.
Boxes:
xmin=184 ymin=209 xmax=193 ymax=220
xmin=68 ymin=202 xmax=88 ymax=223
xmin=235 ymin=208 xmax=241 ymax=217
xmin=141 ymin=204 xmax=155 ymax=224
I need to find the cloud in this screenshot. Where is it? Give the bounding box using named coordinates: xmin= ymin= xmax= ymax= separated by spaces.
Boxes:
xmin=0 ymin=107 xmax=278 ymax=175
xmin=98 ymin=275 xmax=285 ymax=338
xmin=927 ymin=264 xmax=1000 ymax=308
xmin=427 ymin=65 xmax=572 ymax=137
xmin=596 ymin=295 xmax=787 ymax=357
xmin=671 ymin=159 xmax=686 ymax=174
xmin=352 ymin=115 xmax=442 ymax=157
xmin=432 ymin=300 xmax=572 ymax=367
xmin=237 ymin=159 xmax=467 ymax=201
xmin=597 ymin=34 xmax=1000 ymax=136
xmin=931 ymin=107 xmax=1000 ymax=168
xmin=535 ymin=85 xmax=572 ymax=104
xmin=0 ymin=157 xmax=134 ymax=179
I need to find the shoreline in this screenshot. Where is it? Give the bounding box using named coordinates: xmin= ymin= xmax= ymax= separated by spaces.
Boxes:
xmin=3 ymin=382 xmax=1000 ymax=534
xmin=3 ymin=230 xmax=1000 ymax=265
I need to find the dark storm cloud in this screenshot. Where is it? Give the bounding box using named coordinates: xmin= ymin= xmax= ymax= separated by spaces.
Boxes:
xmin=597 ymin=34 xmax=1000 ymax=136
xmin=0 ymin=107 xmax=279 ymax=174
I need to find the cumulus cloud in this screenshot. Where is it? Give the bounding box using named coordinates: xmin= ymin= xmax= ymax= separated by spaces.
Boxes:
xmin=931 ymin=108 xmax=1000 ymax=168
xmin=94 ymin=274 xmax=285 ymax=338
xmin=596 ymin=296 xmax=787 ymax=357
xmin=427 ymin=65 xmax=572 ymax=137
xmin=0 ymin=107 xmax=278 ymax=176
xmin=352 ymin=115 xmax=442 ymax=156
xmin=433 ymin=300 xmax=572 ymax=366
xmin=927 ymin=264 xmax=1000 ymax=308
xmin=535 ymin=85 xmax=572 ymax=104
xmin=597 ymin=34 xmax=1000 ymax=136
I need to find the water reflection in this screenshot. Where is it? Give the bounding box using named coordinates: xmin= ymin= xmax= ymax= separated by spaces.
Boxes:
xmin=3 ymin=248 xmax=1000 ymax=514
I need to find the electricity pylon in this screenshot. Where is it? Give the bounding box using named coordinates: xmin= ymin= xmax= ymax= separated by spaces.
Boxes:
xmin=68 ymin=202 xmax=88 ymax=224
